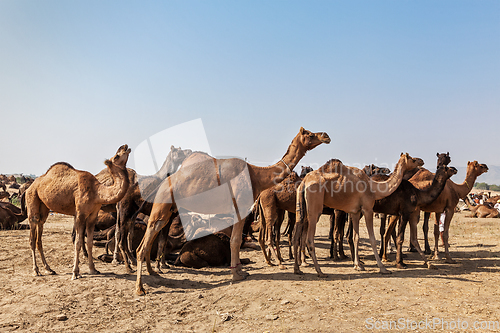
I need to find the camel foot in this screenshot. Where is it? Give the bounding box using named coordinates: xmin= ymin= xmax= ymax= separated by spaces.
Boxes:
xmin=161 ymin=263 xmax=170 ymax=269
xmin=33 ymin=269 xmax=42 ymax=277
xmin=125 ymin=266 xmax=135 ymax=274
xmin=231 ymin=269 xmax=246 ymax=282
xmin=444 ymin=258 xmax=457 ymax=264
xmin=45 ymin=268 xmax=56 ymax=275
xmin=148 ymin=270 xmax=160 ymax=276
xmin=426 ymin=262 xmax=437 ymax=269
xmin=293 ymin=267 xmax=304 ymax=275
xmin=89 ymin=269 xmax=101 ymax=275
xmin=71 ymin=273 xmax=82 ymax=280
xmin=396 ymin=263 xmax=407 ymax=269
xmin=136 ymin=286 xmax=146 ymax=296
xmin=431 ymin=254 xmax=440 ymax=261
xmin=424 ymin=248 xmax=432 ymax=255
xmin=266 ymin=261 xmax=276 ymax=267
xmin=129 ymin=257 xmax=138 ymax=266
xmin=111 ymin=259 xmax=121 ymax=266
xmin=380 ymin=268 xmax=392 ymax=274
xmin=278 ymin=264 xmax=286 ymax=270
xmin=407 ymin=247 xmax=418 ymax=253
xmin=339 ymin=254 xmax=348 ymax=260
xmin=317 ymin=272 xmax=328 ymax=278
xmin=354 ymin=264 xmax=365 ymax=271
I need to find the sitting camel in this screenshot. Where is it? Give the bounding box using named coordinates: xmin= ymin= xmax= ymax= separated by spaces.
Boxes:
xmin=293 ymin=153 xmax=424 ymax=277
xmin=464 ymin=197 xmax=499 ymax=218
xmin=0 ymin=201 xmax=27 ymax=229
xmin=23 ymin=145 xmax=131 ymax=279
xmin=135 ymin=127 xmax=330 ymax=295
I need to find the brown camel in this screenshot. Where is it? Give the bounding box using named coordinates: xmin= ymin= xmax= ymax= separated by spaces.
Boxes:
xmin=23 ymin=144 xmax=131 ymax=279
xmin=95 ymin=145 xmax=192 ymax=272
xmin=0 ymin=191 xmax=10 ymax=202
xmin=375 ymin=165 xmax=458 ymax=268
xmin=463 ymin=197 xmax=499 ymax=218
xmin=409 ymin=161 xmax=488 ymax=263
xmin=257 ymin=169 xmax=310 ymax=270
xmin=135 ymin=127 xmax=330 ymax=295
xmin=486 ymin=195 xmax=500 ymax=204
xmin=293 ymin=153 xmax=424 ymax=277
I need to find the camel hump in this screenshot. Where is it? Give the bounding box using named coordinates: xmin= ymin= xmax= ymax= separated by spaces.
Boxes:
xmin=47 ymin=162 xmax=75 ymax=171
xmin=319 ymin=159 xmax=343 ymax=173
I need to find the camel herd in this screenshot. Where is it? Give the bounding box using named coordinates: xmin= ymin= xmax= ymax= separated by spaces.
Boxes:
xmin=2 ymin=127 xmax=494 ymax=296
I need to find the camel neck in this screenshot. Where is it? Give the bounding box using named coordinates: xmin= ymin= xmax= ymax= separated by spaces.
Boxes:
xmin=418 ymin=169 xmax=449 ymax=206
xmin=247 ymin=139 xmax=307 ymax=197
xmin=453 ymin=169 xmax=479 ymax=199
xmin=97 ymin=165 xmax=130 ymax=205
xmin=371 ymin=156 xmax=406 ymax=201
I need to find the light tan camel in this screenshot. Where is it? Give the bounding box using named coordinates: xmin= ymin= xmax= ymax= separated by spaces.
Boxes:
xmin=463 ymin=197 xmax=499 ymax=218
xmin=293 ymin=153 xmax=424 ymax=277
xmin=409 ymin=161 xmax=488 ymax=263
xmin=134 ymin=127 xmax=330 ymax=295
xmin=23 ymin=145 xmax=131 ymax=279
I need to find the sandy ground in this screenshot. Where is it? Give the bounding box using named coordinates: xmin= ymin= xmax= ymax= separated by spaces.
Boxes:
xmin=1 ymin=212 xmax=499 ymax=333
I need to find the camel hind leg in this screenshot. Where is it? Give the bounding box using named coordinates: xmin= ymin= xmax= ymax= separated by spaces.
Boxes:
xmin=361 ymin=208 xmax=390 ymax=274
xmin=28 ymin=200 xmax=53 ymax=276
xmin=408 ymin=212 xmax=435 ymax=269
xmin=85 ymin=210 xmax=101 ymax=275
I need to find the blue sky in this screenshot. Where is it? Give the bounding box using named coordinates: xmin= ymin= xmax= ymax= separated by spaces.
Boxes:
xmin=1 ymin=1 xmax=498 ymax=183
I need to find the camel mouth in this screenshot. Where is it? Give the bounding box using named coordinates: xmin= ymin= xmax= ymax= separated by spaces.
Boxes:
xmin=319 ymin=133 xmax=331 ymax=144
xmin=449 ymin=166 xmax=458 ymax=175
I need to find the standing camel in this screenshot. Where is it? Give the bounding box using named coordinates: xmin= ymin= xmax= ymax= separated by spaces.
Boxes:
xmin=293 ymin=153 xmax=424 ymax=277
xmin=135 ymin=127 xmax=330 ymax=295
xmin=409 ymin=161 xmax=488 ymax=263
xmin=23 ymin=145 xmax=131 ymax=279
xmin=375 ymin=165 xmax=458 ymax=268
xmin=95 ymin=145 xmax=192 ymax=272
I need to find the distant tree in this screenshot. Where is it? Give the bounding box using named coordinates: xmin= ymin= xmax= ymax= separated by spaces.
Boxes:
xmin=490 ymin=184 xmax=500 ymax=191
xmin=474 ymin=182 xmax=489 ymax=190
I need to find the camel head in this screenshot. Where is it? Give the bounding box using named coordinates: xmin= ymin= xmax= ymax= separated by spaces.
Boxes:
xmin=400 ymin=153 xmax=424 ymax=171
xmin=363 ymin=164 xmax=391 ymax=177
xmin=105 ymin=144 xmax=131 ymax=169
xmin=467 ymin=161 xmax=488 ymax=177
xmin=298 ymin=127 xmax=331 ymax=151
xmin=170 ymin=145 xmax=193 ymax=164
xmin=436 ymin=152 xmax=451 ymax=167
xmin=300 ymin=166 xmax=314 ymax=178
xmin=436 ymin=165 xmax=458 ymax=179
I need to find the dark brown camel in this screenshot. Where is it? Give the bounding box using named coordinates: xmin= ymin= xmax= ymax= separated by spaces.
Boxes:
xmin=374 ymin=165 xmax=458 ymax=268
xmin=135 ymin=128 xmax=330 ymax=295
xmin=23 ymin=145 xmax=131 ymax=279
xmin=0 ymin=201 xmax=27 ymax=229
xmin=409 ymin=161 xmax=488 ymax=263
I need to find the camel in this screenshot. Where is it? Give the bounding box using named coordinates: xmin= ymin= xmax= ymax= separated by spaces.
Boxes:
xmin=463 ymin=197 xmax=499 ymax=218
xmin=409 ymin=161 xmax=488 ymax=263
xmin=23 ymin=144 xmax=131 ymax=279
xmin=375 ymin=165 xmax=458 ymax=268
xmin=293 ymin=153 xmax=424 ymax=277
xmin=0 ymin=201 xmax=27 ymax=229
xmin=95 ymin=145 xmax=192 ymax=272
xmin=134 ymin=127 xmax=330 ymax=295
xmin=0 ymin=191 xmax=9 ymax=202
xmin=486 ymin=195 xmax=500 ymax=204
xmin=257 ymin=168 xmax=312 ymax=270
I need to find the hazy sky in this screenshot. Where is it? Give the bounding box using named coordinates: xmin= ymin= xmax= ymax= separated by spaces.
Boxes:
xmin=1 ymin=1 xmax=498 ymax=183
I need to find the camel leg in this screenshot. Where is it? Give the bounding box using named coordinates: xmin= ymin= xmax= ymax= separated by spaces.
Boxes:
xmin=422 ymin=212 xmax=432 ymax=255
xmin=72 ymin=214 xmax=86 ymax=280
xmin=379 ymin=213 xmax=386 ymax=254
xmin=329 ymin=213 xmax=338 ymax=260
xmin=441 ymin=209 xmax=456 ymax=264
xmin=395 ymin=216 xmax=408 ymax=268
xmin=112 ymin=216 xmax=122 ymax=265
xmin=292 ymin=217 xmax=305 ymax=274
xmin=350 ymin=212 xmax=364 ymax=271
xmin=287 ymin=212 xmax=295 ymax=260
xmin=362 ymin=209 xmax=390 ymax=274
xmin=230 ymin=218 xmax=247 ymax=281
xmin=274 ymin=209 xmax=285 ymax=265
xmin=382 ymin=215 xmax=398 ymax=262
xmin=305 ymin=210 xmax=326 ymax=278
xmin=336 ymin=211 xmax=347 ymax=260
xmin=35 ymin=207 xmax=54 ymax=275
xmin=265 ymin=209 xmax=285 ymax=270
xmin=86 ymin=211 xmax=100 ymax=275
xmin=135 ymin=217 xmax=169 ymax=295
xmin=431 ymin=213 xmax=441 ymax=261
xmin=258 ymin=216 xmax=274 ymax=266
xmin=408 ymin=212 xmax=436 ymax=269
xmin=29 ymin=216 xmax=42 ymax=276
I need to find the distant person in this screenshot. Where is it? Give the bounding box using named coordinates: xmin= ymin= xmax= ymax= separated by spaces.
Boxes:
xmin=495 ymin=200 xmax=500 ymax=214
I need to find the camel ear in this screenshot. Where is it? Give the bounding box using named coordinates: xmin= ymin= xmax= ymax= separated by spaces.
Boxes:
xmin=171 ymin=145 xmax=175 ymax=150
xmin=436 ymin=153 xmax=439 ymax=157
xmin=104 ymin=159 xmax=112 ymax=167
xmin=300 ymin=127 xmax=305 ymax=134
xmin=447 ymin=152 xmax=449 ymax=156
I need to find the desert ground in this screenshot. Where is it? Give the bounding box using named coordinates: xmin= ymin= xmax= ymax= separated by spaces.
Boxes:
xmin=1 ymin=210 xmax=499 ymax=333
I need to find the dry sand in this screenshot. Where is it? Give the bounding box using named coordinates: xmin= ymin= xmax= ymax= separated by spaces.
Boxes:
xmin=1 ymin=212 xmax=499 ymax=332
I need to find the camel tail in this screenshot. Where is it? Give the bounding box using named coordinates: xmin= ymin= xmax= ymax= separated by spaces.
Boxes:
xmin=296 ymin=182 xmax=306 ymax=226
